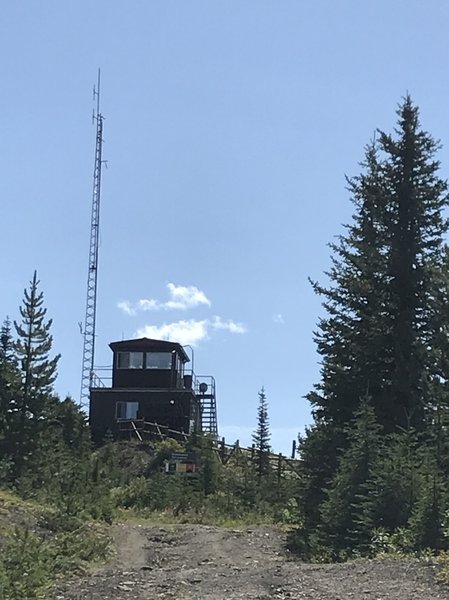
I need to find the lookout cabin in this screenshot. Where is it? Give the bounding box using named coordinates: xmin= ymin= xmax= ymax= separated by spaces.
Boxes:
xmin=89 ymin=337 xmax=217 ymax=443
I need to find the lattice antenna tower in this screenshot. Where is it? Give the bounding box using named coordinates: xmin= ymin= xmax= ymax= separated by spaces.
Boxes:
xmin=80 ymin=69 xmax=105 ymax=407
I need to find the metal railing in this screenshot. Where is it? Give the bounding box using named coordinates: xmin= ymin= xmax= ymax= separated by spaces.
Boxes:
xmin=90 ymin=366 xmax=112 ymax=388
xmin=117 ymin=419 xmax=190 ymax=442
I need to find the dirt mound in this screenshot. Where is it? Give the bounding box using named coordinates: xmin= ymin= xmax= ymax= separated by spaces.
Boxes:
xmin=52 ymin=523 xmax=449 ymax=599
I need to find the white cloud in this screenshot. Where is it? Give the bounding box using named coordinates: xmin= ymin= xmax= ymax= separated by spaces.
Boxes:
xmin=120 ymin=284 xmax=245 ymax=346
xmin=273 ymin=313 xmax=285 ymax=324
xmin=138 ymin=299 xmax=159 ymax=311
xmin=137 ymin=319 xmax=209 ymax=346
xmin=165 ymin=283 xmax=211 ymax=310
xmin=117 ymin=283 xmax=211 ymax=315
xmin=136 ymin=316 xmax=246 ymax=347
xmin=117 ymin=300 xmax=136 ymax=316
xmin=211 ymin=316 xmax=246 ymax=334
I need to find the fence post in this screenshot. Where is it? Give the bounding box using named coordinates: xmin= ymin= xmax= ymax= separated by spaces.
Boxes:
xmin=277 ymin=453 xmax=282 ymax=480
xmin=291 ymin=439 xmax=296 ymax=459
xmin=220 ymin=437 xmax=226 ymax=462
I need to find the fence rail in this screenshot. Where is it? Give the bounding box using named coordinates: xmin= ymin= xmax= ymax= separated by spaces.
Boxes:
xmin=116 ymin=419 xmax=301 ymax=474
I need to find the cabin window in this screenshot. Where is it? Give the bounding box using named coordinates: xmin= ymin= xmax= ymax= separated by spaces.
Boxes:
xmin=145 ymin=352 xmax=173 ymax=369
xmin=117 ymin=352 xmax=144 ymax=369
xmin=116 ymin=401 xmax=139 ymax=420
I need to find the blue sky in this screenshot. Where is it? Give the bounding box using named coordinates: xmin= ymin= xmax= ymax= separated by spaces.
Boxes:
xmin=2 ymin=1 xmax=449 ymax=454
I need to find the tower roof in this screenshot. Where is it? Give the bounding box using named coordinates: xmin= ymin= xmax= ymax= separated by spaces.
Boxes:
xmin=109 ymin=337 xmax=190 ymax=362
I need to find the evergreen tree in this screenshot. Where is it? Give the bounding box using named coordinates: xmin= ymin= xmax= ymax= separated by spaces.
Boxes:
xmin=0 ymin=317 xmax=21 ymax=432
xmin=11 ymin=271 xmax=60 ymax=476
xmin=252 ymin=387 xmax=271 ymax=479
xmin=300 ymin=97 xmax=449 ymax=551
xmin=17 ymin=397 xmax=92 ymax=505
xmin=309 ymin=97 xmax=449 ymax=434
xmin=301 ymin=137 xmax=390 ymax=535
xmin=14 ymin=271 xmax=60 ymax=423
xmin=308 ymin=141 xmax=389 ymax=428
xmin=360 ymin=428 xmax=421 ymax=535
xmin=317 ymin=398 xmax=383 ymax=557
xmin=297 ymin=419 xmax=342 ymax=539
xmin=425 ymin=247 xmax=449 ymax=473
xmin=380 ymin=101 xmax=449 ymax=431
xmin=408 ymin=459 xmax=449 ymax=551
xmin=46 ymin=396 xmax=90 ymax=454
xmin=0 ymin=317 xmax=21 ymax=480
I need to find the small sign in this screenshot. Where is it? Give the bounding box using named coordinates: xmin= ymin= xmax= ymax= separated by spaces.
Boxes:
xmin=170 ymin=452 xmax=197 ymax=462
xmin=165 ymin=451 xmax=200 ymax=476
xmin=171 ymin=452 xmax=189 ymax=461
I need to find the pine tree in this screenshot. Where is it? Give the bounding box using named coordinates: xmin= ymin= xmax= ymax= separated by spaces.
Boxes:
xmin=408 ymin=459 xmax=449 ymax=551
xmin=46 ymin=396 xmax=90 ymax=454
xmin=297 ymin=419 xmax=343 ymax=540
xmin=14 ymin=271 xmax=60 ymax=423
xmin=18 ymin=397 xmax=92 ymax=504
xmin=309 ymin=98 xmax=449 ymax=435
xmin=380 ymin=100 xmax=449 ymax=430
xmin=0 ymin=317 xmax=21 ymax=480
xmin=0 ymin=317 xmax=21 ymax=432
xmin=252 ymin=387 xmax=271 ymax=479
xmin=317 ymin=398 xmax=383 ymax=557
xmin=361 ymin=428 xmax=420 ymax=535
xmin=308 ymin=141 xmax=389 ymax=428
xmin=301 ymin=96 xmax=449 ymax=547
xmin=424 ymin=248 xmax=449 ymax=473
xmin=11 ymin=272 xmax=60 ymax=477
xmin=301 ymin=136 xmax=391 ymax=536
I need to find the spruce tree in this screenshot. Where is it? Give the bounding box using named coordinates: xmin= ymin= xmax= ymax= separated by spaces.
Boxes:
xmin=317 ymin=398 xmax=383 ymax=557
xmin=309 ymin=97 xmax=449 ymax=435
xmin=361 ymin=428 xmax=420 ymax=535
xmin=308 ymin=141 xmax=389 ymax=428
xmin=252 ymin=387 xmax=271 ymax=479
xmin=12 ymin=272 xmax=60 ymax=476
xmin=14 ymin=271 xmax=60 ymax=422
xmin=0 ymin=317 xmax=21 ymax=479
xmin=425 ymin=247 xmax=449 ymax=473
xmin=19 ymin=397 xmax=92 ymax=504
xmin=297 ymin=419 xmax=342 ymax=540
xmin=408 ymin=460 xmax=449 ymax=551
xmin=300 ymin=96 xmax=449 ymax=545
xmin=0 ymin=317 xmax=21 ymax=431
xmin=380 ymin=100 xmax=449 ymax=430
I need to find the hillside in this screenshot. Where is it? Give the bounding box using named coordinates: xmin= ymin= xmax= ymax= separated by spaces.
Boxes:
xmin=0 ymin=491 xmax=111 ymax=599
xmin=0 ymin=491 xmax=39 ymax=544
xmin=51 ymin=523 xmax=449 ymax=600
xmin=2 ymin=491 xmax=449 ymax=599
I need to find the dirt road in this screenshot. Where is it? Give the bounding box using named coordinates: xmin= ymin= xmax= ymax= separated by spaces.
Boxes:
xmin=52 ymin=524 xmax=449 ymax=599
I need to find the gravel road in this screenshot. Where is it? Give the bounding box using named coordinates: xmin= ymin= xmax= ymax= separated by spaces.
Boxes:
xmin=52 ymin=524 xmax=449 ymax=599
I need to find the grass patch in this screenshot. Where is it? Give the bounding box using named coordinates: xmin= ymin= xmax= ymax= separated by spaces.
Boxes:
xmin=0 ymin=490 xmax=113 ymax=600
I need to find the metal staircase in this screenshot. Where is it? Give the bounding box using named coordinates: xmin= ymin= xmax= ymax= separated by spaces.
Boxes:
xmin=195 ymin=376 xmax=218 ymax=437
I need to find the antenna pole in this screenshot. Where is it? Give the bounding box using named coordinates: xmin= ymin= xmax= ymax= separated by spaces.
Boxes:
xmin=80 ymin=69 xmax=105 ymax=407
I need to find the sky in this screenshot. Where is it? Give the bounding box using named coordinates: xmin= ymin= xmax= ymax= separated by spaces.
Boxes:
xmin=2 ymin=1 xmax=449 ymax=455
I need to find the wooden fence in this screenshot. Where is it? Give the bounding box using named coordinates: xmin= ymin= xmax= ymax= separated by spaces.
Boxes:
xmin=117 ymin=419 xmax=301 ymax=477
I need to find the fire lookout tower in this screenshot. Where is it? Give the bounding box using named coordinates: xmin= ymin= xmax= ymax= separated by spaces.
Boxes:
xmin=89 ymin=337 xmax=218 ymax=443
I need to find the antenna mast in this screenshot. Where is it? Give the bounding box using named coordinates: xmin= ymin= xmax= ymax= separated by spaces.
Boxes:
xmin=80 ymin=69 xmax=105 ymax=407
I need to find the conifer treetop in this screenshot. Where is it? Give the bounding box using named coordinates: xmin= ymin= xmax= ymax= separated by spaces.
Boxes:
xmin=14 ymin=270 xmax=60 ymax=398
